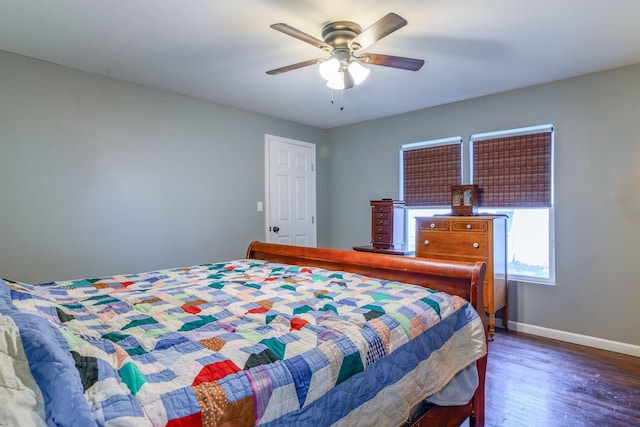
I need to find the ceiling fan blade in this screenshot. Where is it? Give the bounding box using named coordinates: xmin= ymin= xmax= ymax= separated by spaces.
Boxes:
xmin=357 ymin=53 xmax=425 ymax=71
xmin=349 ymin=13 xmax=407 ymax=51
xmin=266 ymin=59 xmax=323 ymax=75
xmin=270 ymin=23 xmax=330 ymax=51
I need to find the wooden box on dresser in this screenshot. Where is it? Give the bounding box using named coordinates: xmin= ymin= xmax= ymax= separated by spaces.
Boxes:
xmin=415 ymin=215 xmax=507 ymax=339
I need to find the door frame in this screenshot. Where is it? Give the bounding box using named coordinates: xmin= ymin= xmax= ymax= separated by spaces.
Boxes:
xmin=264 ymin=134 xmax=317 ymax=245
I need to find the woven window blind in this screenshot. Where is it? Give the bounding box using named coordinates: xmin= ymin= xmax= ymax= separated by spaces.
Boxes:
xmin=402 ymin=142 xmax=461 ymax=206
xmin=472 ymin=130 xmax=552 ymax=207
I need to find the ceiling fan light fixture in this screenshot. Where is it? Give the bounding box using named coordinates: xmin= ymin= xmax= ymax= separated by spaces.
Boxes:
xmin=348 ymin=61 xmax=370 ymax=85
xmin=326 ymin=71 xmax=346 ymax=90
xmin=319 ymin=58 xmax=340 ymax=81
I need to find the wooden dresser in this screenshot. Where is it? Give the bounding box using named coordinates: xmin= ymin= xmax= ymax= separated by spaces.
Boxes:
xmin=370 ymin=200 xmax=405 ymax=250
xmin=415 ymin=215 xmax=507 ymax=339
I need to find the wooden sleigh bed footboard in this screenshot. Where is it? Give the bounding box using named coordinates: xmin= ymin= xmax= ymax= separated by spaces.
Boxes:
xmin=246 ymin=241 xmax=488 ymax=427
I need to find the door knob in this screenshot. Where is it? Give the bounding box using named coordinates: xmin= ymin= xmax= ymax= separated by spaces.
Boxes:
xmin=272 ymin=226 xmax=280 ymax=233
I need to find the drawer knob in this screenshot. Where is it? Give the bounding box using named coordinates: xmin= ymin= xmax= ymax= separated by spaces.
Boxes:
xmin=379 ymin=220 xmax=383 ymax=225
xmin=466 ymin=224 xmax=472 ymax=229
xmin=430 ymin=223 xmax=435 ymax=228
xmin=378 ymin=228 xmax=383 ymax=232
xmin=473 ymin=242 xmax=479 ymax=249
xmin=424 ymin=240 xmax=430 ymax=246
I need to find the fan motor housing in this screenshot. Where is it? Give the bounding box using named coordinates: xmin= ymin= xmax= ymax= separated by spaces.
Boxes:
xmin=321 ymin=21 xmax=362 ymax=48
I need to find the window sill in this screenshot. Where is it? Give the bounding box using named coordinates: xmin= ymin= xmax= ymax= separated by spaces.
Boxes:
xmin=508 ymin=277 xmax=555 ymax=286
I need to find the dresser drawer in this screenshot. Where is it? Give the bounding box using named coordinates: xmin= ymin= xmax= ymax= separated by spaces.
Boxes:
xmin=417 ymin=231 xmax=489 ymax=257
xmin=374 ymin=212 xmax=390 ymax=220
xmin=372 ymin=205 xmax=391 ymax=213
xmin=451 ymin=220 xmax=488 ymax=232
xmin=372 ymin=217 xmax=390 ymax=226
xmin=373 ymin=233 xmax=391 ymax=243
xmin=373 ymin=225 xmax=390 ymax=234
xmin=417 ymin=219 xmax=450 ymax=231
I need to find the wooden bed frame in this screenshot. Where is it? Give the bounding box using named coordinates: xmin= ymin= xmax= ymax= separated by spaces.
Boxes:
xmin=246 ymin=241 xmax=488 ymax=427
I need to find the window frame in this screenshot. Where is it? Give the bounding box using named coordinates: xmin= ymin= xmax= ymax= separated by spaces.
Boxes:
xmin=469 ymin=125 xmax=554 ymax=208
xmin=399 ymin=136 xmax=463 ymax=207
xmin=475 ymin=206 xmax=556 ymax=285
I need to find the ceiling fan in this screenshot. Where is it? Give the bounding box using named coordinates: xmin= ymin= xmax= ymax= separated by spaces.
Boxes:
xmin=266 ymin=13 xmax=425 ymax=91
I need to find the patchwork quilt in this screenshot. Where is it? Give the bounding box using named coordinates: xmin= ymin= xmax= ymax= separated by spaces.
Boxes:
xmin=0 ymin=259 xmax=486 ymax=427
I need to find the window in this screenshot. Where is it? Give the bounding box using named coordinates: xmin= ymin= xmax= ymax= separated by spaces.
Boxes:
xmin=401 ymin=126 xmax=555 ymax=284
xmin=475 ymin=207 xmax=553 ymax=282
xmin=401 ymin=137 xmax=462 ymax=206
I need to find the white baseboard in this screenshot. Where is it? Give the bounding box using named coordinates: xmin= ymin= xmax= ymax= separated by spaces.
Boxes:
xmin=505 ymin=320 xmax=640 ymax=357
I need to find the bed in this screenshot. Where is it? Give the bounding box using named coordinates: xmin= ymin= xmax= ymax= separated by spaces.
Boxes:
xmin=0 ymin=241 xmax=487 ymax=427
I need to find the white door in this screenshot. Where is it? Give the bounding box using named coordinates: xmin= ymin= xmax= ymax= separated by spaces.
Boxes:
xmin=265 ymin=135 xmax=316 ymax=246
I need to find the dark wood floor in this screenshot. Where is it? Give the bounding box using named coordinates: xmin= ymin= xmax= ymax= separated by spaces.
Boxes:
xmin=463 ymin=330 xmax=640 ymax=427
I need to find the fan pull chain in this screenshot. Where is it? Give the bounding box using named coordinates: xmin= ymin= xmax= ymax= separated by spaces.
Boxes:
xmin=328 ymin=89 xmax=344 ymax=111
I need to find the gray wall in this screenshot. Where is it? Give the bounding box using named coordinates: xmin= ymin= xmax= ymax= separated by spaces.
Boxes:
xmin=325 ymin=63 xmax=640 ymax=346
xmin=0 ymin=50 xmax=327 ymax=283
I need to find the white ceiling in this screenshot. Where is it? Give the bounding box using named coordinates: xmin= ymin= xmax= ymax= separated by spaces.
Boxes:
xmin=2 ymin=1 xmax=639 ymax=129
